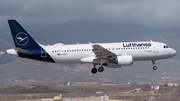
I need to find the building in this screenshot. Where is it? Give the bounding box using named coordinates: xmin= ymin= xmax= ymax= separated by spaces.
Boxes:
xmin=166 ymin=83 xmax=178 ymax=86
xmin=74 ymin=82 xmax=98 ymax=85
xmin=154 ymin=85 xmax=160 ymax=90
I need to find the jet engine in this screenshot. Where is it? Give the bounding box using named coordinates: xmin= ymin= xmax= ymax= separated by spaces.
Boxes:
xmin=109 ymin=55 xmax=133 ymax=66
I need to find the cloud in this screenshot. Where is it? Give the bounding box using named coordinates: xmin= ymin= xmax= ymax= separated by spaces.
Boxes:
xmin=0 ymin=0 xmax=98 ymax=25
xmin=0 ymin=0 xmax=180 ymax=27
xmin=95 ymin=0 xmax=180 ymax=27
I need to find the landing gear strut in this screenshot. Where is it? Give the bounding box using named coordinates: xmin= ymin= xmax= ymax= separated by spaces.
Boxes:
xmin=152 ymin=60 xmax=157 ymax=70
xmin=91 ymin=59 xmax=106 ymax=74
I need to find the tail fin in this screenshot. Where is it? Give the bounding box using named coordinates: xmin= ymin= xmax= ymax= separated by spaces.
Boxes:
xmin=8 ymin=19 xmax=40 ymax=49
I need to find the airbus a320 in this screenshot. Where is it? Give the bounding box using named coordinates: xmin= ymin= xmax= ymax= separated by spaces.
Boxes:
xmin=6 ymin=20 xmax=176 ymax=74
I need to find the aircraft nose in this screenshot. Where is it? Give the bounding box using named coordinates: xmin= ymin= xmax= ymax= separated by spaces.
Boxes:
xmin=171 ymin=48 xmax=176 ymax=56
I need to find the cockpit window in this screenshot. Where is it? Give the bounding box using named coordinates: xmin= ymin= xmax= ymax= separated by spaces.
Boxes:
xmin=164 ymin=45 xmax=169 ymax=48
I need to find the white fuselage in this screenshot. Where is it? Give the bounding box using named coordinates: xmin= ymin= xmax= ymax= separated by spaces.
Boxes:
xmin=41 ymin=41 xmax=176 ymax=64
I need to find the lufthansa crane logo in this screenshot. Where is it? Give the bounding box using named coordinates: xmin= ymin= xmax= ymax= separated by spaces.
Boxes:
xmin=15 ymin=32 xmax=29 ymax=46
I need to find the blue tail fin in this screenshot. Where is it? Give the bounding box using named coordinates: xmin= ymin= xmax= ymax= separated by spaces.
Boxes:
xmin=8 ymin=19 xmax=40 ymax=49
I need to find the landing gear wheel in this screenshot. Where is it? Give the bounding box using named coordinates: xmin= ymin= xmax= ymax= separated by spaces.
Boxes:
xmin=153 ymin=66 xmax=157 ymax=70
xmin=98 ymin=67 xmax=104 ymax=72
xmin=91 ymin=68 xmax=97 ymax=74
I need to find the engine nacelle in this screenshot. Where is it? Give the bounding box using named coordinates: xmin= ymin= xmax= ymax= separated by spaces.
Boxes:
xmin=109 ymin=55 xmax=133 ymax=66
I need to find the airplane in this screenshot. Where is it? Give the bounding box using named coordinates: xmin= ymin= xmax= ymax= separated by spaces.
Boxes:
xmin=5 ymin=19 xmax=176 ymax=74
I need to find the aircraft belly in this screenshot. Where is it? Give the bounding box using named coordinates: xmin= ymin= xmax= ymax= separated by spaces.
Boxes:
xmin=107 ymin=63 xmax=121 ymax=68
xmin=132 ymin=51 xmax=166 ymax=61
xmin=131 ymin=51 xmax=155 ymax=61
xmin=53 ymin=53 xmax=92 ymax=63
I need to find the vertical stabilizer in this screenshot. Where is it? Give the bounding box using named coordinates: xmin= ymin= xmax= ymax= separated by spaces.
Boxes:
xmin=8 ymin=19 xmax=40 ymax=49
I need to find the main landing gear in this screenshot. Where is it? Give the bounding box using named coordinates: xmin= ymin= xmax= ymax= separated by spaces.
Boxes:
xmin=91 ymin=64 xmax=105 ymax=74
xmin=152 ymin=60 xmax=157 ymax=70
xmin=91 ymin=59 xmax=106 ymax=74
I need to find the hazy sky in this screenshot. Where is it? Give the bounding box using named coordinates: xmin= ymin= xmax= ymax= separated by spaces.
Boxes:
xmin=1 ymin=0 xmax=180 ymax=27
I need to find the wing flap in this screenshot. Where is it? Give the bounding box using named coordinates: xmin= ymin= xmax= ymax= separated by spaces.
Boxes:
xmin=92 ymin=44 xmax=115 ymax=59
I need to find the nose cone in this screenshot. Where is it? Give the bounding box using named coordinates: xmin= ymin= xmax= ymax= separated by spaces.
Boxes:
xmin=171 ymin=48 xmax=176 ymax=56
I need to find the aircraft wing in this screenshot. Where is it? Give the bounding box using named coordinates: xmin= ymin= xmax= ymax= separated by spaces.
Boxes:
xmin=92 ymin=44 xmax=115 ymax=59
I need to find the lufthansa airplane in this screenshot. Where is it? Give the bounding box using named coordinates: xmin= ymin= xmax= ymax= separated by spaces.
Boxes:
xmin=6 ymin=20 xmax=176 ymax=74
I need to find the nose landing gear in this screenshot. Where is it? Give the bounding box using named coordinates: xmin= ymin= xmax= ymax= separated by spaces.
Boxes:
xmin=153 ymin=66 xmax=157 ymax=70
xmin=152 ymin=60 xmax=157 ymax=70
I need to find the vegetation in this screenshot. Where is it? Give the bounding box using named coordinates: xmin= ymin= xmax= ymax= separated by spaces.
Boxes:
xmin=0 ymin=83 xmax=179 ymax=101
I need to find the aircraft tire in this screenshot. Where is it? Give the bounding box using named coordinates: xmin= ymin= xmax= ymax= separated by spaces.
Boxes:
xmin=153 ymin=66 xmax=157 ymax=70
xmin=91 ymin=68 xmax=97 ymax=74
xmin=98 ymin=67 xmax=104 ymax=72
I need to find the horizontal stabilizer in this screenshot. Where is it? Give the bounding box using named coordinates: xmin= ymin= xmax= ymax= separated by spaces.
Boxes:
xmin=14 ymin=48 xmax=30 ymax=53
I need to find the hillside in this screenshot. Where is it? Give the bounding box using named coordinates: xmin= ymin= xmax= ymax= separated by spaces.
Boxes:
xmin=0 ymin=83 xmax=179 ymax=101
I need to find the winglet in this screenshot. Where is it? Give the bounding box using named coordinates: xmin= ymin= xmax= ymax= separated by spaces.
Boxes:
xmin=89 ymin=42 xmax=93 ymax=46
